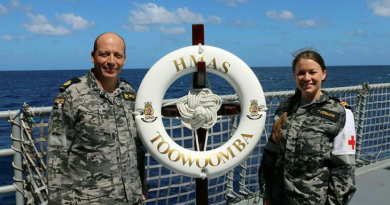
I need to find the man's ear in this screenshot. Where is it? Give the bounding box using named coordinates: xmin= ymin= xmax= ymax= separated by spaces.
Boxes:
xmin=91 ymin=51 xmax=95 ymax=63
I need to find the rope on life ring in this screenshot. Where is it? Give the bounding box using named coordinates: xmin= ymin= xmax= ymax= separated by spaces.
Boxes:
xmin=165 ymin=88 xmax=222 ymax=130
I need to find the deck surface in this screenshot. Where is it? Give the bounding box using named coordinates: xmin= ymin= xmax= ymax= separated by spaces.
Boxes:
xmin=350 ymin=159 xmax=390 ymax=205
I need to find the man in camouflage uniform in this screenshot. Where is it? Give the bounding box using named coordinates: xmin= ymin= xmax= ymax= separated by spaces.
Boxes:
xmin=47 ymin=32 xmax=149 ymax=205
xmin=258 ymin=90 xmax=357 ymax=205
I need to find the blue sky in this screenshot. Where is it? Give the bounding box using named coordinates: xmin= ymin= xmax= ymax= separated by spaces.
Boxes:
xmin=0 ymin=0 xmax=390 ymax=71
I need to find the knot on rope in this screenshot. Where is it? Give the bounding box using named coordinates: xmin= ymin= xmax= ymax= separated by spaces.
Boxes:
xmin=177 ymin=88 xmax=222 ymax=130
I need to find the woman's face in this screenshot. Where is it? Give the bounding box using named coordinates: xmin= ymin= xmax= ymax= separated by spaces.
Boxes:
xmin=294 ymin=58 xmax=327 ymax=101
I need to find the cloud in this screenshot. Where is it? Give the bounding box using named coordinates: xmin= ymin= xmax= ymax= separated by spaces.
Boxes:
xmin=227 ymin=19 xmax=258 ymax=28
xmin=9 ymin=0 xmax=32 ymax=12
xmin=159 ymin=26 xmax=186 ymax=35
xmin=294 ymin=19 xmax=318 ymax=28
xmin=266 ymin=10 xmax=294 ymax=20
xmin=0 ymin=35 xmax=13 ymax=40
xmin=129 ymin=3 xmax=207 ymax=24
xmin=215 ymin=0 xmax=247 ymax=7
xmin=123 ymin=24 xmax=150 ymax=32
xmin=369 ymin=0 xmax=390 ymax=17
xmin=127 ymin=3 xmax=221 ymax=33
xmin=1 ymin=1 xmax=32 ymax=15
xmin=0 ymin=4 xmax=7 ymax=15
xmin=0 ymin=34 xmax=25 ymax=41
xmin=23 ymin=13 xmax=71 ymax=35
xmin=56 ymin=13 xmax=95 ymax=29
xmin=208 ymin=15 xmax=222 ymax=24
xmin=348 ymin=29 xmax=365 ymax=36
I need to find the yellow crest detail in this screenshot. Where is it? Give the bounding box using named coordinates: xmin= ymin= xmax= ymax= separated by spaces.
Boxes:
xmin=63 ymin=80 xmax=71 ymax=86
xmin=249 ymin=100 xmax=259 ymax=115
xmin=144 ymin=102 xmax=154 ymax=117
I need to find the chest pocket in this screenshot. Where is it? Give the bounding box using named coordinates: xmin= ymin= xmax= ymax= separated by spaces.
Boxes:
xmin=297 ymin=115 xmax=338 ymax=157
xmin=78 ymin=104 xmax=113 ymax=147
xmin=122 ymin=102 xmax=137 ymax=138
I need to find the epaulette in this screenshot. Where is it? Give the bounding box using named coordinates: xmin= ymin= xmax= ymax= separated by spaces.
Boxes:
xmin=330 ymin=96 xmax=352 ymax=109
xmin=340 ymin=99 xmax=352 ymax=109
xmin=120 ymin=77 xmax=134 ymax=89
xmin=60 ymin=77 xmax=81 ymax=92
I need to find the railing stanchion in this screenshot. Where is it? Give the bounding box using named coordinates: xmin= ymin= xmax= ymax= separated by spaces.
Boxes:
xmin=12 ymin=114 xmax=24 ymax=205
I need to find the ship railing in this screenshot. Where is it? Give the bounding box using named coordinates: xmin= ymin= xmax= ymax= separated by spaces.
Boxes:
xmin=0 ymin=82 xmax=389 ymax=205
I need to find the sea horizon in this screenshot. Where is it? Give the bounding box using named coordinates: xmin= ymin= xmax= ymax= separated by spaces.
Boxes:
xmin=0 ymin=64 xmax=390 ymax=72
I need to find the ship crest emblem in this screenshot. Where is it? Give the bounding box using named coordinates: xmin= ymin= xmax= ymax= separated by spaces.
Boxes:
xmin=247 ymin=100 xmax=262 ymax=120
xmin=142 ymin=102 xmax=157 ymax=123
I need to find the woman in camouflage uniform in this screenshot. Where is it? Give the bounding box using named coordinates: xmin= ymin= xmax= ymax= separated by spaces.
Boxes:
xmin=258 ymin=50 xmax=356 ymax=205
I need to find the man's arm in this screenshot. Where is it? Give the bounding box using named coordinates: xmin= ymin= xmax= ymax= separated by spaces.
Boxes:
xmin=135 ymin=134 xmax=150 ymax=198
xmin=47 ymin=93 xmax=75 ymax=204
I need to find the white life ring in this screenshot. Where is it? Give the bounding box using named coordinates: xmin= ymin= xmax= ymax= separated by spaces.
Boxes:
xmin=135 ymin=45 xmax=266 ymax=179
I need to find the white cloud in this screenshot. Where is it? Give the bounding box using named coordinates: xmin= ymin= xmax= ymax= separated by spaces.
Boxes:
xmin=176 ymin=7 xmax=205 ymax=23
xmin=129 ymin=3 xmax=213 ymax=24
xmin=266 ymin=10 xmax=294 ymax=20
xmin=27 ymin=13 xmax=48 ymax=24
xmin=9 ymin=0 xmax=32 ymax=12
xmin=23 ymin=13 xmax=71 ymax=35
xmin=23 ymin=24 xmax=71 ymax=35
xmin=228 ymin=19 xmax=257 ymax=28
xmin=159 ymin=26 xmax=186 ymax=35
xmin=348 ymin=29 xmax=365 ymax=36
xmin=56 ymin=13 xmax=95 ymax=29
xmin=129 ymin=3 xmax=182 ymax=24
xmin=208 ymin=15 xmax=222 ymax=24
xmin=0 ymin=35 xmax=13 ymax=40
xmin=369 ymin=0 xmax=390 ymax=17
xmin=127 ymin=3 xmax=221 ymax=34
xmin=0 ymin=4 xmax=8 ymax=15
xmin=10 ymin=0 xmax=20 ymax=7
xmin=0 ymin=34 xmax=26 ymax=41
xmin=294 ymin=19 xmax=318 ymax=28
xmin=215 ymin=0 xmax=247 ymax=8
xmin=123 ymin=24 xmax=150 ymax=32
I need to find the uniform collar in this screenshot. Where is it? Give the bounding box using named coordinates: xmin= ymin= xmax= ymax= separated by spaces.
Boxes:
xmin=287 ymin=89 xmax=330 ymax=112
xmin=294 ymin=89 xmax=330 ymax=108
xmin=86 ymin=69 xmax=125 ymax=94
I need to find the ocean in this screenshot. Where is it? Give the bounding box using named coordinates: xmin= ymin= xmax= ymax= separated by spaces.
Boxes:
xmin=0 ymin=65 xmax=389 ymax=204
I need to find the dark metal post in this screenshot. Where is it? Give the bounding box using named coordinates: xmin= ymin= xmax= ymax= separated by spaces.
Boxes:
xmin=160 ymin=24 xmax=240 ymax=205
xmin=192 ymin=24 xmax=209 ymax=205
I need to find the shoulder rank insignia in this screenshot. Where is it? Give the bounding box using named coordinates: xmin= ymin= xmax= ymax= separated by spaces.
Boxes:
xmin=54 ymin=97 xmax=65 ymax=109
xmin=340 ymin=99 xmax=352 ymax=109
xmin=60 ymin=77 xmax=81 ymax=92
xmin=312 ymin=107 xmax=340 ymax=122
xmin=123 ymin=91 xmax=136 ymax=101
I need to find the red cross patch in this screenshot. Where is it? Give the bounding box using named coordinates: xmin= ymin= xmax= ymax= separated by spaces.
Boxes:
xmin=348 ymin=135 xmax=355 ymax=150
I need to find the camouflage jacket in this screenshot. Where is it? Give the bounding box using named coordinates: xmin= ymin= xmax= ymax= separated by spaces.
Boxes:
xmin=258 ymin=91 xmax=356 ymax=205
xmin=47 ymin=70 xmax=149 ymax=205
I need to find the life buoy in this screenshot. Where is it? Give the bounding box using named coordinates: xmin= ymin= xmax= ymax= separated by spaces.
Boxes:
xmin=135 ymin=45 xmax=266 ymax=179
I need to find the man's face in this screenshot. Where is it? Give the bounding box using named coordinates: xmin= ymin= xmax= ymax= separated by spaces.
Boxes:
xmin=91 ymin=33 xmax=126 ymax=80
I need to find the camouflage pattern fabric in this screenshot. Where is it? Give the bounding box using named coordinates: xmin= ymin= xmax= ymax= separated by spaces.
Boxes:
xmin=47 ymin=70 xmax=149 ymax=205
xmin=258 ymin=90 xmax=356 ymax=205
